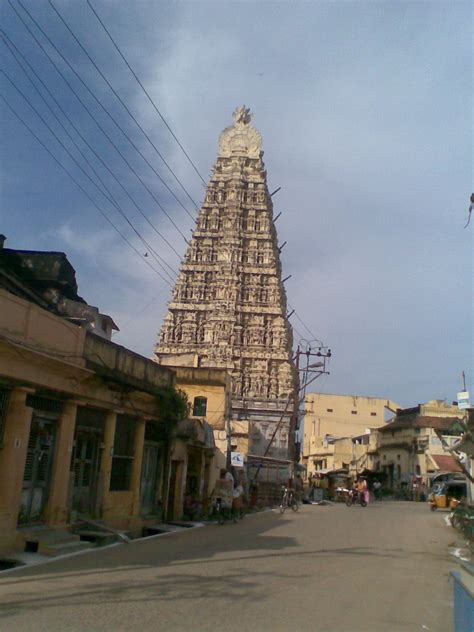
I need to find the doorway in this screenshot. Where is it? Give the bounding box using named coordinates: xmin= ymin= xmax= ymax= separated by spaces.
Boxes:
xmin=140 ymin=442 xmax=160 ymax=516
xmin=72 ymin=429 xmax=101 ymax=517
xmin=18 ymin=416 xmax=56 ymax=525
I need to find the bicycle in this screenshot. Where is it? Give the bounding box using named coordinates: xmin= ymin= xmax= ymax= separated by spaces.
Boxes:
xmin=279 ymin=486 xmax=299 ymax=513
xmin=211 ymin=497 xmax=242 ymax=524
xmin=450 ymin=502 xmax=474 ymax=545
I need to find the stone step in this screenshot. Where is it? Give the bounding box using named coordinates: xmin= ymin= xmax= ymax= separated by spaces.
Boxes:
xmin=143 ymin=523 xmax=189 ymax=536
xmin=18 ymin=526 xmax=79 ymax=545
xmin=39 ymin=539 xmax=94 ymax=557
xmin=17 ymin=527 xmax=84 ymax=554
xmin=75 ymin=530 xmax=120 ymax=546
xmin=72 ymin=520 xmax=132 ymax=542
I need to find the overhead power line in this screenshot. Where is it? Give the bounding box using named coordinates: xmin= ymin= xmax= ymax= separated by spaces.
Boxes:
xmin=287 ymin=302 xmax=324 ymax=346
xmin=5 ymin=3 xmax=183 ymax=260
xmin=1 ymin=69 xmax=175 ymax=282
xmin=86 ymin=0 xmax=207 ymax=189
xmin=47 ymin=0 xmax=199 ymax=216
xmin=10 ymin=0 xmax=191 ymax=245
xmin=0 ymin=94 xmax=173 ymax=287
xmin=1 ymin=31 xmax=177 ymax=276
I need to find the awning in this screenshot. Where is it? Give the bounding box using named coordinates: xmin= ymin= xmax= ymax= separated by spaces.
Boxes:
xmin=428 ymin=454 xmax=463 ymax=472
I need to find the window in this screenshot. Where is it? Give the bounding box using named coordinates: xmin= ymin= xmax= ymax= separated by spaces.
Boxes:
xmin=192 ymin=396 xmax=207 ymax=417
xmin=110 ymin=415 xmax=135 ymax=491
xmin=351 ymin=410 xmax=357 ymax=415
xmin=370 ymin=412 xmax=377 ymax=417
xmin=326 ymin=408 xmax=333 ymax=413
xmin=397 ymin=454 xmax=401 ymax=460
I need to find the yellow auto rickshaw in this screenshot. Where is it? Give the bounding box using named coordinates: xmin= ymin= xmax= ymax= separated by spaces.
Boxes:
xmin=429 ymin=480 xmax=467 ymax=511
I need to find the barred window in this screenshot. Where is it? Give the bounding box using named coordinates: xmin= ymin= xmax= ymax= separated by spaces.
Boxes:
xmin=110 ymin=415 xmax=135 ymax=491
xmin=192 ymin=397 xmax=207 ymax=417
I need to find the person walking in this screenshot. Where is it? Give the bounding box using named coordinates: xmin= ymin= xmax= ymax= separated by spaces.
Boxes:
xmin=295 ymin=474 xmax=304 ymax=504
xmin=373 ymin=479 xmax=382 ymax=500
xmin=232 ymin=479 xmax=245 ymax=518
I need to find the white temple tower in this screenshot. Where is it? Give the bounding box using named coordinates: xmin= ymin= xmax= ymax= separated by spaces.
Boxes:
xmin=154 ymin=107 xmax=298 ymax=461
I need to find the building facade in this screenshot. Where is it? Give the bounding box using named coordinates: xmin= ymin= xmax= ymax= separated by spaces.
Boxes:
xmin=154 ymin=107 xmax=298 ymax=465
xmin=302 ymin=393 xmax=399 ymax=476
xmin=374 ymin=401 xmax=465 ymax=488
xmin=0 ymin=242 xmax=226 ymax=555
xmin=165 ymin=366 xmax=231 ymax=519
xmin=0 ymin=288 xmax=181 ymax=555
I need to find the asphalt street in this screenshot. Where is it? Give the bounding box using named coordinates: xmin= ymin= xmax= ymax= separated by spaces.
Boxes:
xmin=0 ymin=501 xmax=456 ymax=632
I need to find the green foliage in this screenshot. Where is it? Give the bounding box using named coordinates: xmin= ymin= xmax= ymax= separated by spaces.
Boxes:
xmin=155 ymin=386 xmax=190 ymax=426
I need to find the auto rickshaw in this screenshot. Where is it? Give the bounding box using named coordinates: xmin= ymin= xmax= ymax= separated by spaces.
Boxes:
xmin=429 ymin=480 xmax=467 ymax=511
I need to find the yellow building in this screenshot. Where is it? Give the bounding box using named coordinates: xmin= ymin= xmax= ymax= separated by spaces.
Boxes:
xmin=302 ymin=393 xmax=399 ymax=477
xmin=0 ymin=238 xmax=229 ymax=556
xmin=162 ymin=366 xmax=231 ymax=519
xmin=0 ymin=288 xmax=185 ymax=556
xmin=304 ymin=432 xmax=379 ymax=477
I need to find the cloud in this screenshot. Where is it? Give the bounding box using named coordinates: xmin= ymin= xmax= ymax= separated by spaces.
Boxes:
xmin=1 ymin=0 xmax=472 ymax=406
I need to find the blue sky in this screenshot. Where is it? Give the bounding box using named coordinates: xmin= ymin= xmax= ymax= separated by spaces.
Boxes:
xmin=1 ymin=0 xmax=472 ymax=408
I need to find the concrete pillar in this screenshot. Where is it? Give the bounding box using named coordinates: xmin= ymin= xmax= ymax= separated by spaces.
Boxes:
xmin=175 ymin=454 xmax=188 ymax=520
xmin=0 ymin=387 xmax=33 ymax=553
xmin=100 ymin=410 xmax=117 ymax=495
xmin=130 ymin=419 xmax=146 ymax=518
xmin=44 ymin=401 xmax=77 ymax=526
xmin=198 ymin=450 xmax=206 ymax=500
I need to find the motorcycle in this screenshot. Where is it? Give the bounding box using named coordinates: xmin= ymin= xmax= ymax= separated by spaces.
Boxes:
xmin=345 ymin=488 xmax=367 ymax=507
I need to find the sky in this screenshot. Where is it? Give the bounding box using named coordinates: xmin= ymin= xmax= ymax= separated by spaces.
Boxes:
xmin=0 ymin=0 xmax=472 ymax=408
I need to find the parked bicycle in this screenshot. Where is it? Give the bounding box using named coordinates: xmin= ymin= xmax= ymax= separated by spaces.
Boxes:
xmin=279 ymin=486 xmax=299 ymax=513
xmin=209 ymin=498 xmax=245 ymax=524
xmin=450 ymin=501 xmax=474 ymax=547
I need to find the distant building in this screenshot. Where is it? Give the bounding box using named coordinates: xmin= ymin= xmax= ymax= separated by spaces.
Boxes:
xmin=453 ymin=409 xmax=474 ymax=503
xmin=374 ymin=400 xmax=465 ymax=487
xmin=302 ymin=393 xmax=399 ymax=477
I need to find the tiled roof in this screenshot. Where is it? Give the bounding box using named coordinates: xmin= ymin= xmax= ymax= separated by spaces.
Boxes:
xmin=430 ymin=454 xmax=463 ymax=472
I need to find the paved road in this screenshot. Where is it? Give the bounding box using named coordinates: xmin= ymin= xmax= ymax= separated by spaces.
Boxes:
xmin=0 ymin=501 xmax=456 ymax=632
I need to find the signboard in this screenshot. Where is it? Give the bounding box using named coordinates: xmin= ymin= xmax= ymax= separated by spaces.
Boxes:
xmin=231 ymin=451 xmax=245 ymax=468
xmin=457 ymin=391 xmax=470 ymax=410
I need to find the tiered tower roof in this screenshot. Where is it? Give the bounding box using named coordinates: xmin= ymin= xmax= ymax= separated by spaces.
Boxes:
xmin=155 ymin=107 xmax=297 ymax=459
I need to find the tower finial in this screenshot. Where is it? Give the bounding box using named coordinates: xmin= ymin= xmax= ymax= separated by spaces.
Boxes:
xmin=219 ymin=106 xmax=261 ymax=158
xmin=232 ymin=105 xmax=251 ymax=125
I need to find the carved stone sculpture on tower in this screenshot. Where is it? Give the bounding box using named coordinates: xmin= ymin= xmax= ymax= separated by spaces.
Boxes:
xmin=154 ymin=107 xmax=297 ymax=460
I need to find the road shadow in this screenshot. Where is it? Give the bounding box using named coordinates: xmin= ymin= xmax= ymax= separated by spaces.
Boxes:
xmin=0 ymin=511 xmax=298 ymax=585
xmin=0 ymin=565 xmax=309 ymax=618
